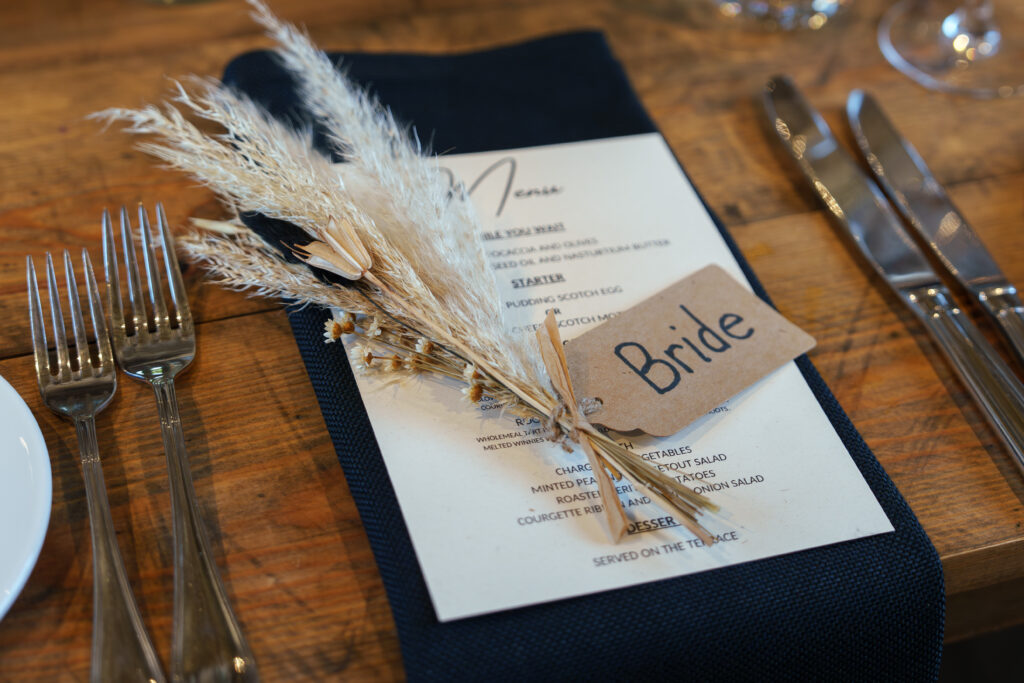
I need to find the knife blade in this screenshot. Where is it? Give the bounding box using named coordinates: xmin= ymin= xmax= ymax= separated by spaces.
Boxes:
xmin=847 ymin=89 xmax=1024 ymax=368
xmin=763 ymin=74 xmax=1024 ymax=477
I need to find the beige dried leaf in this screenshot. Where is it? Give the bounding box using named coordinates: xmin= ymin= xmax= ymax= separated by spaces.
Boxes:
xmin=293 ymin=239 xmax=364 ymax=280
xmin=322 ymin=217 xmax=372 ymax=274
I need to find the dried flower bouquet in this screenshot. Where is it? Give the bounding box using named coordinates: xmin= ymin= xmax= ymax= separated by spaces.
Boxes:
xmin=96 ymin=0 xmax=718 ymax=544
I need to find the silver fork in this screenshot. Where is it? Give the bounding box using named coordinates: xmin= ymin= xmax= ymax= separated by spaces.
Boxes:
xmin=28 ymin=250 xmax=166 ymax=683
xmin=103 ymin=204 xmax=258 ymax=683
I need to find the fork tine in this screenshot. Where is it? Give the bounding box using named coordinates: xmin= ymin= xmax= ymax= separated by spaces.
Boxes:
xmin=138 ymin=204 xmax=170 ymax=332
xmin=26 ymin=256 xmax=50 ymax=384
xmin=83 ymin=248 xmax=114 ymax=375
xmin=44 ymin=253 xmax=72 ymax=381
xmin=63 ymin=250 xmax=92 ymax=377
xmin=119 ymin=205 xmax=149 ymax=339
xmin=156 ymin=202 xmax=193 ymax=333
xmin=102 ymin=208 xmax=126 ymax=345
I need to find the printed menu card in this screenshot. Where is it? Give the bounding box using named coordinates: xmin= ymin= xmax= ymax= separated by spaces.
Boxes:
xmin=344 ymin=133 xmax=894 ymax=622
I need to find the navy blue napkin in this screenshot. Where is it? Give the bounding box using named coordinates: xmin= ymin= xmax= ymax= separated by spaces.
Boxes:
xmin=224 ymin=32 xmax=944 ymax=682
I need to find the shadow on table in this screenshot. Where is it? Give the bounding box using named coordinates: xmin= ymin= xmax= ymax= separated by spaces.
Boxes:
xmin=940 ymin=622 xmax=1024 ymax=682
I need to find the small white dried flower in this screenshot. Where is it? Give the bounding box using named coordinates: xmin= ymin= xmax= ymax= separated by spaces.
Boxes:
xmin=337 ymin=311 xmax=356 ymax=332
xmin=462 ymin=363 xmax=481 ymax=382
xmin=323 ymin=311 xmax=357 ymax=343
xmin=348 ymin=343 xmax=374 ymax=371
xmin=323 ymin=317 xmax=343 ymax=343
xmin=414 ymin=337 xmax=435 ymax=355
xmin=365 ymin=314 xmax=383 ymax=338
xmin=384 ymin=354 xmax=404 ymax=372
xmin=461 ymin=382 xmax=484 ymax=403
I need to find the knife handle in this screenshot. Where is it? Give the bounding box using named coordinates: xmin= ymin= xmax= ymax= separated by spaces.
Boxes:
xmin=976 ymin=284 xmax=1024 ymax=369
xmin=903 ymin=284 xmax=1024 ymax=477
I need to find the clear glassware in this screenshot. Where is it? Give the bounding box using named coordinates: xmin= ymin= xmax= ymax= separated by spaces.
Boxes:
xmin=879 ymin=0 xmax=1024 ymax=98
xmin=708 ymin=0 xmax=853 ymax=31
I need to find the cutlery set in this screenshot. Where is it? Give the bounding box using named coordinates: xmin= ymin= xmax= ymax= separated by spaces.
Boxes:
xmin=28 ymin=204 xmax=257 ymax=682
xmin=764 ymin=76 xmax=1024 ymax=477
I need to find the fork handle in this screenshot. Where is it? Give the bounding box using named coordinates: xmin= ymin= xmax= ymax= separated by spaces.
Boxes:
xmin=904 ymin=285 xmax=1024 ymax=477
xmin=152 ymin=379 xmax=259 ymax=683
xmin=76 ymin=417 xmax=166 ymax=683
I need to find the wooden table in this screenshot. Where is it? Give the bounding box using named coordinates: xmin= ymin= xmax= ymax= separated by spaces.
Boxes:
xmin=1 ymin=0 xmax=1022 ymax=679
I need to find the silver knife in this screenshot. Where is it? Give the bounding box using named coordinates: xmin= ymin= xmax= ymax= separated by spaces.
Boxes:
xmin=763 ymin=75 xmax=1024 ymax=477
xmin=847 ymin=89 xmax=1024 ymax=368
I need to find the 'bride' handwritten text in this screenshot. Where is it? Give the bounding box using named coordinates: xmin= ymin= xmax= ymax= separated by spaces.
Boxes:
xmin=564 ymin=265 xmax=815 ymax=436
xmin=615 ymin=305 xmax=754 ymax=394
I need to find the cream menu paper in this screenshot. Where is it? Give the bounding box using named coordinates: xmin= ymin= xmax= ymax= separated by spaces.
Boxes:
xmin=343 ymin=133 xmax=893 ymax=622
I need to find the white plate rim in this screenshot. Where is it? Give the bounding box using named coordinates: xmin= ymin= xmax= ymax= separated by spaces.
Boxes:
xmin=0 ymin=374 xmax=52 ymax=621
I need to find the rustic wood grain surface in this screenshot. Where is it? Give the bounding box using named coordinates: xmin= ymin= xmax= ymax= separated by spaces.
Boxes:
xmin=1 ymin=0 xmax=1023 ymax=679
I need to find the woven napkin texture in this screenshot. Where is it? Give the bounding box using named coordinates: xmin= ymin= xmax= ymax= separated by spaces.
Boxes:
xmin=224 ymin=31 xmax=944 ymax=682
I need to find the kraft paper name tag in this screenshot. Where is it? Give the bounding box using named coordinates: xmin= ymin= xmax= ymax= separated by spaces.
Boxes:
xmin=564 ymin=265 xmax=815 ymax=436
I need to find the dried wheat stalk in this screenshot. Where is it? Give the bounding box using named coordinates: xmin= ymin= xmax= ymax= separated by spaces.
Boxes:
xmin=94 ymin=0 xmax=718 ymax=544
